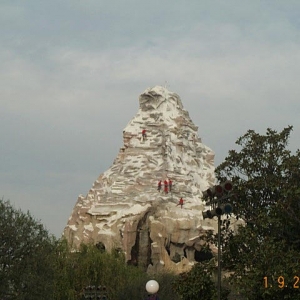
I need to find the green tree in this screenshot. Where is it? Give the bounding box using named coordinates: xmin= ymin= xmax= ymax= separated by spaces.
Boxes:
xmin=52 ymin=243 xmax=150 ymax=299
xmin=215 ymin=126 xmax=300 ymax=299
xmin=173 ymin=260 xmax=219 ymax=300
xmin=0 ymin=198 xmax=57 ymax=299
xmin=51 ymin=238 xmax=79 ymax=300
xmin=52 ymin=242 xmax=181 ymax=300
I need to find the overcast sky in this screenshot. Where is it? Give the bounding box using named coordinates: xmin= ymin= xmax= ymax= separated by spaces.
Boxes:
xmin=1 ymin=0 xmax=300 ymax=237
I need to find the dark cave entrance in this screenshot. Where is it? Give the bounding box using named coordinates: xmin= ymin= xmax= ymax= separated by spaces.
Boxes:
xmin=194 ymin=248 xmax=213 ymax=262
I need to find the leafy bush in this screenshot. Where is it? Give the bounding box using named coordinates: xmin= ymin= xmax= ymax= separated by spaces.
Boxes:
xmin=0 ymin=198 xmax=57 ymax=299
xmin=173 ymin=261 xmax=217 ymax=300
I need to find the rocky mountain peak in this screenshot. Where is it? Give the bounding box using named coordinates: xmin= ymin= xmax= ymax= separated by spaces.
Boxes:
xmin=139 ymin=85 xmax=183 ymax=112
xmin=63 ymin=86 xmax=238 ymax=274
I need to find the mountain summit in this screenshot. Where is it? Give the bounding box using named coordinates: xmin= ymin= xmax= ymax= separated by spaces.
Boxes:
xmin=64 ymin=86 xmax=218 ymax=273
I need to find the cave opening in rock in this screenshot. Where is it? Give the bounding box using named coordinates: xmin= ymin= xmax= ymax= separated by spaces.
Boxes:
xmin=95 ymin=242 xmax=106 ymax=252
xmin=129 ymin=243 xmax=139 ymax=266
xmin=194 ymin=248 xmax=213 ymax=262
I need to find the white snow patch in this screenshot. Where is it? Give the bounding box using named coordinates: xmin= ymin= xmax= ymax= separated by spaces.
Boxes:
xmin=69 ymin=225 xmax=78 ymax=231
xmin=84 ymin=223 xmax=94 ymax=232
xmin=152 ymin=242 xmax=158 ymax=248
xmin=202 ymin=225 xmax=214 ymax=231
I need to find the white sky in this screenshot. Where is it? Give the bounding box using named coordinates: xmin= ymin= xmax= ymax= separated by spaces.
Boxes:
xmin=1 ymin=0 xmax=300 ymax=237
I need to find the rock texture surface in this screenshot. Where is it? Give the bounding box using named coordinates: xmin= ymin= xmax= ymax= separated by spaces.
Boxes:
xmin=64 ymin=86 xmax=235 ymax=274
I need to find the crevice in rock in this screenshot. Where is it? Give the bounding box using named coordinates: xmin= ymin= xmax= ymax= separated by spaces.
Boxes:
xmin=194 ymin=248 xmax=213 ymax=262
xmin=128 ymin=211 xmax=153 ymax=269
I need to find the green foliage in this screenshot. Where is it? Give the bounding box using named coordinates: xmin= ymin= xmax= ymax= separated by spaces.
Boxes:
xmin=52 ymin=242 xmax=145 ymax=299
xmin=155 ymin=272 xmax=181 ymax=300
xmin=215 ymin=126 xmax=300 ymax=299
xmin=53 ymin=242 xmax=180 ymax=300
xmin=0 ymin=198 xmax=57 ymax=299
xmin=115 ymin=272 xmax=180 ymax=300
xmin=173 ymin=261 xmax=217 ymax=300
xmin=52 ymin=242 xmax=130 ymax=299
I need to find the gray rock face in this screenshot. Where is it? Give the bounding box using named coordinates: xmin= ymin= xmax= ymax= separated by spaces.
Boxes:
xmin=64 ymin=86 xmax=222 ymax=273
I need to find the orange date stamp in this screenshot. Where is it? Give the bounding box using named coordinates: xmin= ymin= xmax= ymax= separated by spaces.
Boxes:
xmin=264 ymin=276 xmax=299 ymax=289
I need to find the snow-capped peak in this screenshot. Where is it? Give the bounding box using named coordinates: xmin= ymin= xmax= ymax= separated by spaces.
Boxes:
xmin=64 ymin=85 xmax=224 ymax=275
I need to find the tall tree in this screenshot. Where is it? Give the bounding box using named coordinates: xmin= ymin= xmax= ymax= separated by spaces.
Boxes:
xmin=0 ymin=198 xmax=57 ymax=299
xmin=215 ymin=126 xmax=300 ymax=299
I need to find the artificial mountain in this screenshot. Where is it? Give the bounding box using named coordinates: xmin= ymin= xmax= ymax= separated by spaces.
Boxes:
xmin=64 ymin=86 xmax=238 ymax=274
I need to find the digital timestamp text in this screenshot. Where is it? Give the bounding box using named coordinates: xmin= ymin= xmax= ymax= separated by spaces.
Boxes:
xmin=264 ymin=276 xmax=300 ymax=289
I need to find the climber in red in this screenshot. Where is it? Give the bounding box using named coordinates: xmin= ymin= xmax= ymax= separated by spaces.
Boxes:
xmin=168 ymin=179 xmax=173 ymax=192
xmin=176 ymin=197 xmax=184 ymax=209
xmin=157 ymin=180 xmax=162 ymax=192
xmin=142 ymin=129 xmax=147 ymax=141
xmin=164 ymin=180 xmax=168 ymax=194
